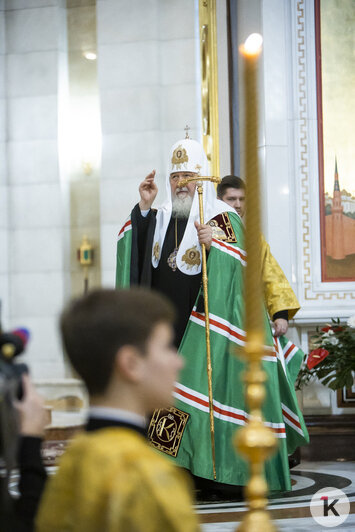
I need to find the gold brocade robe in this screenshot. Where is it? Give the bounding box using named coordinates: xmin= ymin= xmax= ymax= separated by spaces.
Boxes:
xmin=261 ymin=237 xmax=300 ymax=320
xmin=36 ymin=428 xmax=200 ymax=532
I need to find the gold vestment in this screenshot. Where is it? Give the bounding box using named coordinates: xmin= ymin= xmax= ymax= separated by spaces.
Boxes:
xmin=261 ymin=237 xmax=300 ymax=320
xmin=36 ymin=428 xmax=199 ymax=532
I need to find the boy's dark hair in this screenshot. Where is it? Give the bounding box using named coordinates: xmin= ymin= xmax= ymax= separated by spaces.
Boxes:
xmin=217 ymin=175 xmax=245 ymax=198
xmin=60 ymin=288 xmax=175 ymax=395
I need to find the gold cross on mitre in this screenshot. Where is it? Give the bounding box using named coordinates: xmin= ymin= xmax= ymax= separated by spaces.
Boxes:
xmin=184 ymin=124 xmax=190 ymax=139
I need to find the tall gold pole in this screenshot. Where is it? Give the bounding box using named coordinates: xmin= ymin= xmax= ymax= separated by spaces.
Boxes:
xmin=197 ymin=182 xmax=216 ymax=481
xmin=178 ymin=175 xmax=220 ymax=480
xmin=235 ymin=34 xmax=277 ymax=531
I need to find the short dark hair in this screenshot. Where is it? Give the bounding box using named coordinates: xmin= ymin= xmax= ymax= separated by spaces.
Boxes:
xmin=60 ymin=288 xmax=175 ymax=395
xmin=217 ymin=175 xmax=245 ymax=198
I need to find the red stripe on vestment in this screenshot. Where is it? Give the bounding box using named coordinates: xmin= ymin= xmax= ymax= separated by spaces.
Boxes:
xmin=191 ymin=310 xmax=246 ymax=343
xmin=284 ymin=343 xmax=296 ymax=359
xmin=212 ymin=238 xmax=247 ymax=262
xmin=118 ymin=219 xmax=132 ymax=237
xmin=213 ymin=403 xmax=248 ymax=423
xmin=191 ymin=310 xmax=277 ymax=358
xmin=175 ymin=384 xmax=286 ymax=434
xmin=173 ymin=385 xmax=209 ymax=409
xmin=267 ymin=425 xmax=286 ymax=434
xmin=282 ymin=408 xmax=302 ymax=430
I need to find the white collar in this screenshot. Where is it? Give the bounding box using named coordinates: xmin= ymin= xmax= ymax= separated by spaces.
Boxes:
xmin=88 ymin=406 xmax=146 ymax=428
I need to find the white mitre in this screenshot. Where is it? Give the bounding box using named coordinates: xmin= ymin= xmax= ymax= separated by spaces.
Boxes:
xmin=151 ymin=137 xmax=234 ymax=275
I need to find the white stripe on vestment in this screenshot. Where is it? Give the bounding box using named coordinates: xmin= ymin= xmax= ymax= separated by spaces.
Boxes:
xmin=173 ymin=390 xmax=210 ymax=413
xmin=281 ymin=402 xmax=304 ymax=436
xmin=281 ymin=402 xmax=301 ymax=423
xmin=283 ymin=341 xmax=299 ymax=365
xmin=174 ymin=382 xmax=286 ymax=437
xmin=282 ymin=416 xmax=305 ymax=436
xmin=189 ymin=313 xmax=246 ymax=348
xmin=211 ymin=239 xmax=247 ymax=267
xmin=209 ymin=312 xmax=246 ymax=339
xmin=274 ymin=337 xmax=287 ymax=375
xmin=263 ymin=355 xmax=278 ymax=363
xmin=175 ymin=381 xmax=209 ymax=403
xmin=190 ymin=309 xmax=277 ymax=362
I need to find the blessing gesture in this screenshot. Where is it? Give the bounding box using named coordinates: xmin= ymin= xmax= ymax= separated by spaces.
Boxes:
xmin=139 ymin=170 xmax=158 ymax=211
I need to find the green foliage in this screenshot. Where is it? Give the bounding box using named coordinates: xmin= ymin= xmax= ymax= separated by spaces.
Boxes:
xmin=296 ymin=318 xmax=355 ymax=391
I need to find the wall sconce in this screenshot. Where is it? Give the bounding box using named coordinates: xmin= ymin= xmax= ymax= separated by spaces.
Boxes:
xmin=77 ymin=235 xmax=94 ymax=294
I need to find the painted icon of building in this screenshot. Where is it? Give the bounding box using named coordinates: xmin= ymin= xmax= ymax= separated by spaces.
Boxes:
xmin=325 ymin=159 xmax=355 ymax=260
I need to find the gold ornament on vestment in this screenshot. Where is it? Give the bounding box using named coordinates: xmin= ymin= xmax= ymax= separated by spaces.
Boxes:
xmin=153 ymin=241 xmax=160 ymax=261
xmin=148 ymin=406 xmax=190 ymax=457
xmin=182 ymin=246 xmax=201 ymax=269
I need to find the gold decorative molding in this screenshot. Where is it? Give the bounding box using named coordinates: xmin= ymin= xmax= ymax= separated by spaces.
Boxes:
xmin=199 ymin=0 xmax=220 ymax=178
xmin=296 ymin=0 xmax=354 ymax=302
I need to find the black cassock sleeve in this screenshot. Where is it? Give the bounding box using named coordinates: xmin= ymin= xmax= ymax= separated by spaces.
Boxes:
xmin=13 ymin=436 xmax=47 ymax=532
xmin=130 ymin=203 xmax=156 ymax=286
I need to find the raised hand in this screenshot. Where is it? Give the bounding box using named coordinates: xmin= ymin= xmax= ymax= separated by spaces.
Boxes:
xmin=139 ymin=170 xmax=158 ymax=211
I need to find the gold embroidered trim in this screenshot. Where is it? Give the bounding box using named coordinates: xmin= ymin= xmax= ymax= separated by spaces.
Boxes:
xmin=208 ymin=219 xmax=227 ymax=241
xmin=182 ymin=245 xmax=201 ymax=269
xmin=171 ymin=145 xmax=188 ymax=168
xmin=209 ymin=213 xmax=237 ymax=243
xmin=148 ymin=407 xmax=190 ymax=457
xmin=153 ymin=242 xmax=160 ymax=260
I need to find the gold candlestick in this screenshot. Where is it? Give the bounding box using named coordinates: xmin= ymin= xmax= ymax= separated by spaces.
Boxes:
xmin=235 ymin=34 xmax=277 ymax=532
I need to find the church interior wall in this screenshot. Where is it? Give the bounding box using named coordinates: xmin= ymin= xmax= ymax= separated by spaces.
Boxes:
xmin=0 ymin=3 xmax=9 ymax=328
xmin=97 ymin=0 xmax=201 ymax=287
xmin=234 ymin=0 xmax=355 ymax=415
xmin=3 ymin=0 xmax=67 ymax=383
xmin=0 ymin=0 xmax=353 ymax=416
xmin=64 ymin=1 xmax=102 ymax=299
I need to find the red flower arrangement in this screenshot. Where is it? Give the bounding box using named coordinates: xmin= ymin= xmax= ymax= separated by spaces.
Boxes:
xmin=306 ymin=347 xmax=330 ymax=370
xmin=297 ymin=318 xmax=355 ymax=391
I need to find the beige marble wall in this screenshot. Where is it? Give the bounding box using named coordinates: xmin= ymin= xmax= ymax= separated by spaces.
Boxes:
xmin=1 ymin=0 xmax=201 ymax=389
xmin=4 ymin=0 xmax=67 ymax=379
xmin=96 ymin=0 xmax=201 ymax=286
xmin=0 ymin=1 xmax=9 ymax=324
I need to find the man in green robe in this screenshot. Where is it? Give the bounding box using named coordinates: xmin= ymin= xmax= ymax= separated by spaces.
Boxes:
xmin=116 ymin=137 xmax=308 ymax=494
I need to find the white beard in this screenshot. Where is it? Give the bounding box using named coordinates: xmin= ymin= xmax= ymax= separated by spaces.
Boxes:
xmin=171 ymin=194 xmax=193 ymax=219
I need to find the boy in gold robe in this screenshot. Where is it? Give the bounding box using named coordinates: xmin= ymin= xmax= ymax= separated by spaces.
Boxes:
xmin=36 ymin=289 xmax=199 ymax=532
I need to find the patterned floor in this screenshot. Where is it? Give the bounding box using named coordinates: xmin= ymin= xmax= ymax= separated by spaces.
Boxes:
xmin=7 ymin=459 xmax=355 ymax=530
xmin=197 ymin=461 xmax=355 ymax=531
